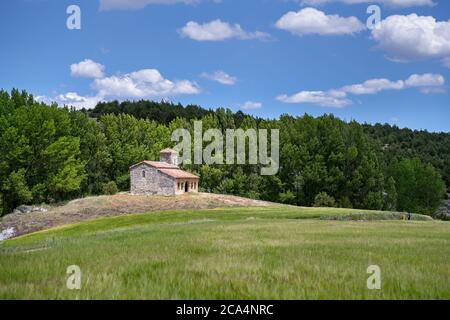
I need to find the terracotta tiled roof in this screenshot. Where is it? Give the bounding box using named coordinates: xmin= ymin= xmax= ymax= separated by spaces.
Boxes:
xmin=143 ymin=161 xmax=179 ymax=169
xmin=159 ymin=169 xmax=199 ymax=179
xmin=130 ymin=161 xmax=198 ymax=179
xmin=129 ymin=161 xmax=178 ymax=170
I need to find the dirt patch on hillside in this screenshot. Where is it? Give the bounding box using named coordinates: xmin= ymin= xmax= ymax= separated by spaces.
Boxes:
xmin=0 ymin=193 xmax=276 ymax=238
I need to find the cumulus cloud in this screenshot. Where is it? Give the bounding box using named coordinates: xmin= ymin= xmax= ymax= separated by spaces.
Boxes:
xmin=179 ymin=19 xmax=271 ymax=41
xmin=343 ymin=74 xmax=445 ymax=95
xmin=240 ymin=101 xmax=263 ymax=110
xmin=70 ymin=59 xmax=105 ymax=78
xmin=404 ymin=73 xmax=446 ymax=93
xmin=277 ymin=90 xmax=352 ymax=108
xmin=300 ymin=0 xmax=434 ymax=7
xmin=277 ymin=73 xmax=445 ymax=107
xmin=371 ymin=14 xmax=450 ymax=65
xmin=36 ymin=92 xmax=103 ymax=110
xmin=41 ymin=64 xmax=200 ymax=109
xmin=405 ymin=73 xmax=445 ymax=88
xmin=99 ymin=0 xmax=203 ymax=10
xmin=92 ymin=69 xmax=200 ymax=99
xmin=201 ymin=71 xmax=237 ymax=85
xmin=276 ymin=7 xmax=365 ymax=36
xmin=341 ymin=78 xmax=404 ymax=95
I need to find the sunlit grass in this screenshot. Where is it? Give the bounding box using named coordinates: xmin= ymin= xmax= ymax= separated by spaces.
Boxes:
xmin=0 ymin=206 xmax=449 ymax=300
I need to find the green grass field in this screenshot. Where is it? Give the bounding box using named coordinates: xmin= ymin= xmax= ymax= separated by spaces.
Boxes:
xmin=0 ymin=206 xmax=449 ymax=300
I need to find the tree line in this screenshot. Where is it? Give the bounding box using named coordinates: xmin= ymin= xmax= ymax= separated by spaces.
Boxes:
xmin=0 ymin=89 xmax=447 ymax=217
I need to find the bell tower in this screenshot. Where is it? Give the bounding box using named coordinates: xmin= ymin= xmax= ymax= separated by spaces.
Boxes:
xmin=160 ymin=148 xmax=179 ymax=166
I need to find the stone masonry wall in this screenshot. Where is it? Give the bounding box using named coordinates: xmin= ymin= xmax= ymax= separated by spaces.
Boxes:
xmin=130 ymin=164 xmax=176 ymax=196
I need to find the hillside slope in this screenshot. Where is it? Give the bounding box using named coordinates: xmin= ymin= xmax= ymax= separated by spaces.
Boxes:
xmin=0 ymin=193 xmax=276 ymax=238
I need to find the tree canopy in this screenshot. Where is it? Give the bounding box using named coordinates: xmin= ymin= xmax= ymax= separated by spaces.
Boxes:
xmin=0 ymin=89 xmax=447 ymax=217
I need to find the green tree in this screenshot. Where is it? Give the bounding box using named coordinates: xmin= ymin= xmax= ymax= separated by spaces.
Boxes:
xmin=390 ymin=158 xmax=445 ymax=215
xmin=43 ymin=137 xmax=86 ymax=201
xmin=384 ymin=177 xmax=397 ymax=211
xmin=3 ymin=169 xmax=33 ymax=208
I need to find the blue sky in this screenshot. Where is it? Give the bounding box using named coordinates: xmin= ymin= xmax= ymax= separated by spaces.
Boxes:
xmin=0 ymin=0 xmax=449 ymax=132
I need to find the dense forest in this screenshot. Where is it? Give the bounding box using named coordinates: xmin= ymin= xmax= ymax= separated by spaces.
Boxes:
xmin=0 ymin=89 xmax=448 ymax=218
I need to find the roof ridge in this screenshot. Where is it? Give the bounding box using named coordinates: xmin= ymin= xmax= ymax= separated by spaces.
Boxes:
xmin=129 ymin=160 xmax=179 ymax=170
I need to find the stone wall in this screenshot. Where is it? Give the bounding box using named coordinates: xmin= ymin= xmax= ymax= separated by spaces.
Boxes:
xmin=130 ymin=164 xmax=176 ymax=196
xmin=434 ymin=195 xmax=450 ymax=221
xmin=160 ymin=153 xmax=178 ymax=166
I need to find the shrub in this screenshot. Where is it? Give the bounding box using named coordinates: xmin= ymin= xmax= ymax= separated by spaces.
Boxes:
xmin=314 ymin=192 xmax=336 ymax=207
xmin=279 ymin=191 xmax=296 ymax=205
xmin=321 ymin=212 xmax=433 ymax=221
xmin=102 ymin=181 xmax=118 ymax=195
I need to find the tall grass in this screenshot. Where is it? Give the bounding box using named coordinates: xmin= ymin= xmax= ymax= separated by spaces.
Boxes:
xmin=0 ymin=207 xmax=448 ymax=300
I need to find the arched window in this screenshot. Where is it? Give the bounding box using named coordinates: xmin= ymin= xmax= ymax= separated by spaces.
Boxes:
xmin=142 ymin=170 xmax=146 ymax=178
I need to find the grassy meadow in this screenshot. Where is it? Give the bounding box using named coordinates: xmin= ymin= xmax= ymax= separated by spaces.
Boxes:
xmin=0 ymin=206 xmax=449 ymax=300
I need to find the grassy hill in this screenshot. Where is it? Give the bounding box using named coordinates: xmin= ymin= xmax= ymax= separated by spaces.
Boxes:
xmin=0 ymin=193 xmax=275 ymax=238
xmin=0 ymin=197 xmax=449 ymax=300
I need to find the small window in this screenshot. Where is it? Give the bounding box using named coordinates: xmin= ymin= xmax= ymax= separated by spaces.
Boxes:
xmin=142 ymin=170 xmax=146 ymax=178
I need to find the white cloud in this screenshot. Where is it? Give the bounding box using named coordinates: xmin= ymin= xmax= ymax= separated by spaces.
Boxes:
xmin=276 ymin=7 xmax=365 ymax=36
xmin=201 ymin=71 xmax=237 ymax=85
xmin=277 ymin=73 xmax=445 ymax=107
xmin=37 ymin=92 xmax=103 ymax=110
xmin=179 ymin=19 xmax=271 ymax=41
xmin=240 ymin=101 xmax=263 ymax=110
xmin=343 ymin=74 xmax=445 ymax=95
xmin=40 ymin=64 xmax=200 ymax=109
xmin=92 ymin=69 xmax=200 ymax=99
xmin=405 ymin=73 xmax=446 ymax=94
xmin=70 ymin=59 xmax=105 ymax=78
xmin=404 ymin=73 xmax=445 ymax=88
xmin=99 ymin=0 xmax=202 ymax=10
xmin=300 ymin=0 xmax=434 ymax=7
xmin=277 ymin=90 xmax=352 ymax=108
xmin=371 ymin=14 xmax=450 ymax=64
xmin=341 ymin=78 xmax=404 ymax=95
